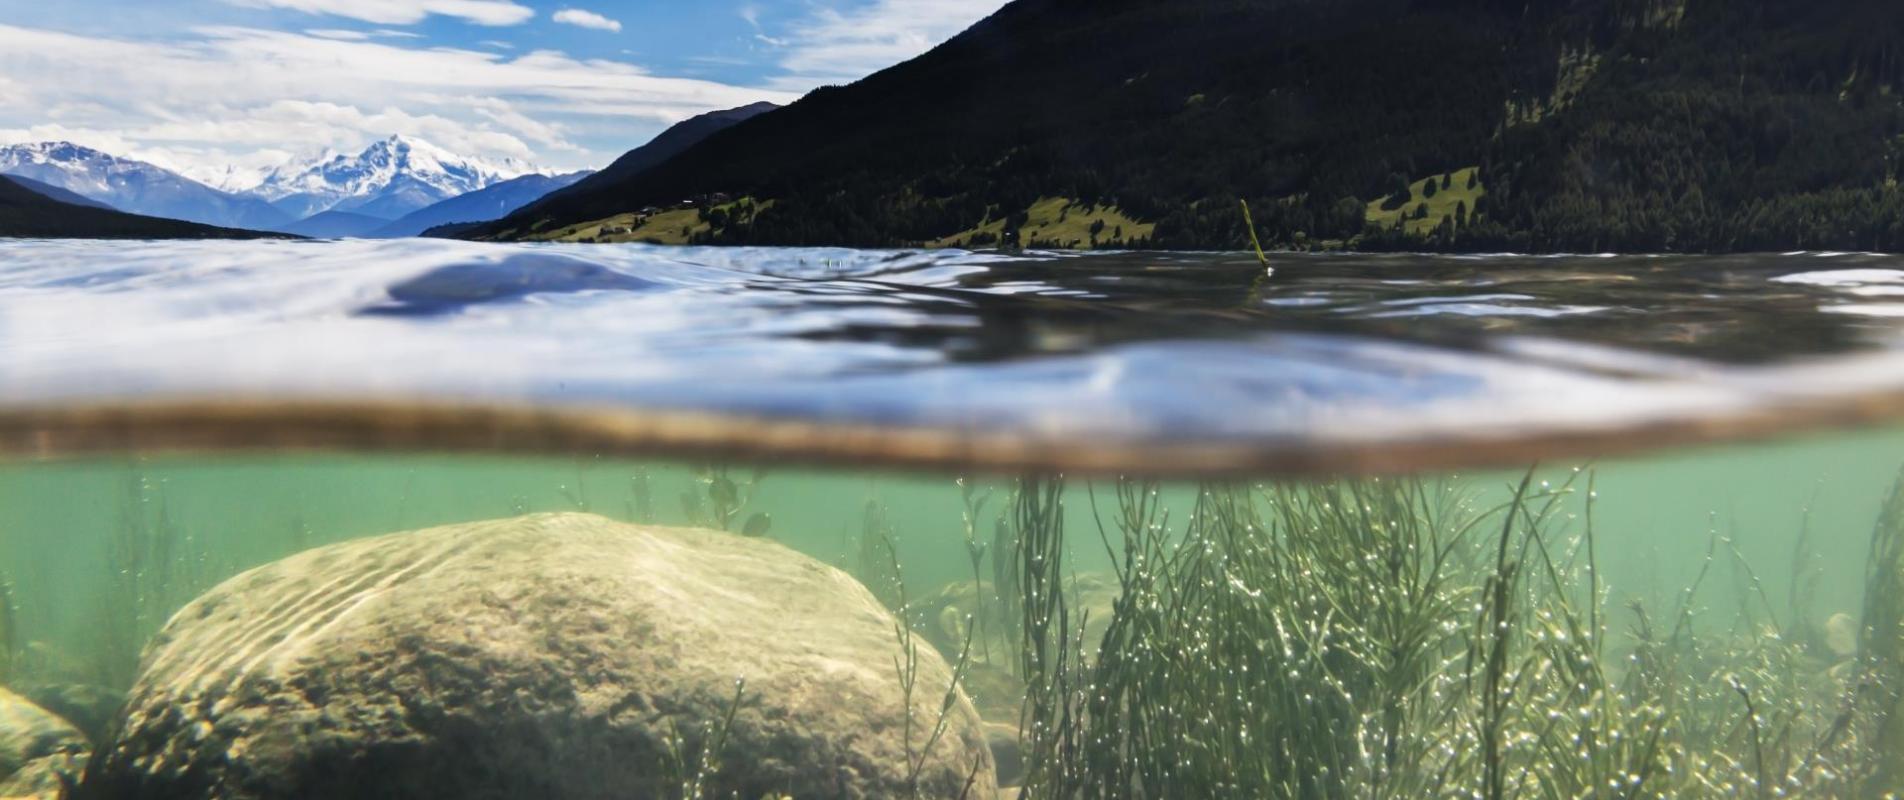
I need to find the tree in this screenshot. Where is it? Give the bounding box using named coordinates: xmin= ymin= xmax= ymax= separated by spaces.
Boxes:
xmin=1414 ymin=203 xmax=1430 ymax=220
xmin=1422 ymin=178 xmax=1439 ymax=199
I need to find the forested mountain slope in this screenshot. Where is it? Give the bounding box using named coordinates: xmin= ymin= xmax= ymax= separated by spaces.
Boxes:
xmin=471 ymin=0 xmax=1904 ymax=253
xmin=0 ymin=176 xmax=288 ymax=239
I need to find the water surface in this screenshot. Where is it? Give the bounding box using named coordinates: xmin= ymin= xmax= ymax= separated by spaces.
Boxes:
xmin=4 ymin=241 xmax=1904 ymax=471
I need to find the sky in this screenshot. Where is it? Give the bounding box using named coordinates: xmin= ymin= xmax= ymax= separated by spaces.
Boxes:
xmin=0 ymin=0 xmax=1006 ymax=185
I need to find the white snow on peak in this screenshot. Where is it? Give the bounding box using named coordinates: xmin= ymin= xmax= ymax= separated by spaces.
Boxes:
xmin=249 ymin=135 xmax=539 ymax=214
xmin=0 ymin=141 xmax=173 ymax=197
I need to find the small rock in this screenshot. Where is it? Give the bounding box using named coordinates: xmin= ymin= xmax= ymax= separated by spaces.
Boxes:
xmin=16 ymin=685 xmax=122 ymax=747
xmin=960 ymin=663 xmax=1028 ymax=724
xmin=0 ymin=686 xmax=89 ymax=799
xmin=1825 ymin=612 xmax=1858 ymax=658
xmin=985 ymin=721 xmax=1024 ymax=788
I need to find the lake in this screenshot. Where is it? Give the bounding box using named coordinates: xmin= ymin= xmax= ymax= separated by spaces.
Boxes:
xmin=2 ymin=240 xmax=1902 ymax=797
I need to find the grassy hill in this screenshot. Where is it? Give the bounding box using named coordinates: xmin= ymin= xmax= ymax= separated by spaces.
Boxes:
xmin=1365 ymin=168 xmax=1487 ymax=238
xmin=507 ymin=198 xmax=774 ymax=245
xmin=930 ymin=197 xmax=1156 ymax=250
xmin=0 ymin=176 xmax=287 ymax=239
xmin=469 ymin=0 xmax=1904 ymax=253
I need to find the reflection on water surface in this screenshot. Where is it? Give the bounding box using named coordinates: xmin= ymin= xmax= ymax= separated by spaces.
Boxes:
xmin=4 ymin=242 xmax=1904 ymax=465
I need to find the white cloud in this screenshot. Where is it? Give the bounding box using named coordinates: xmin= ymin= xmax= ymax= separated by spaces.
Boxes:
xmin=771 ymin=0 xmax=1003 ymax=90
xmin=307 ymin=28 xmax=428 ymax=41
xmin=0 ymin=24 xmax=793 ymax=174
xmin=552 ymin=9 xmax=622 ymax=32
xmin=224 ymin=0 xmax=534 ymax=27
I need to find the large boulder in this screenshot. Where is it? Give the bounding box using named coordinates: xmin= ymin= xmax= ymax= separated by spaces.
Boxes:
xmin=80 ymin=513 xmax=993 ymax=800
xmin=0 ymin=686 xmax=88 ymax=799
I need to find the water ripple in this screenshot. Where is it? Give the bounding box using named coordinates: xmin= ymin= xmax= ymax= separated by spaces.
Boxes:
xmin=2 ymin=238 xmax=1902 ymax=451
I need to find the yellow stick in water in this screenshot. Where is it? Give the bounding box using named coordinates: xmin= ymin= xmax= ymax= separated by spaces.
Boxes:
xmin=1239 ymin=199 xmax=1271 ymax=269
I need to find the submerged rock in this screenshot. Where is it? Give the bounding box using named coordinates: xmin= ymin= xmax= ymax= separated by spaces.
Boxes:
xmin=0 ymin=686 xmax=89 ymax=799
xmin=1825 ymin=611 xmax=1859 ymax=658
xmin=958 ymin=664 xmax=1029 ymax=725
xmin=909 ymin=575 xmax=1120 ymax=671
xmin=984 ymin=722 xmax=1023 ymax=789
xmin=81 ymin=513 xmax=993 ymax=800
xmin=15 ymin=685 xmax=122 ymax=747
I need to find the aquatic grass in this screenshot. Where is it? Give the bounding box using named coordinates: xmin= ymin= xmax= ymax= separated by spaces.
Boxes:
xmin=876 ymin=518 xmax=982 ymax=799
xmin=990 ymin=482 xmax=1026 ymax=660
xmin=0 ymin=570 xmax=16 ymax=685
xmin=856 ymin=497 xmax=906 ymax=612
xmin=956 ymin=477 xmax=994 ymax=664
xmin=1010 ymin=474 xmax=1083 ymax=796
xmin=89 ymin=469 xmax=221 ymax=689
xmin=1860 ymin=468 xmax=1904 ymax=790
xmin=994 ymin=468 xmax=1897 ymax=799
xmin=660 ymin=678 xmax=749 ymax=800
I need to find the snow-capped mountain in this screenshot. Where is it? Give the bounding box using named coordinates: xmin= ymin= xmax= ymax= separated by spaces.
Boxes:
xmin=250 ymin=135 xmax=536 ymax=221
xmin=0 ymin=142 xmax=291 ymax=231
xmin=185 ymin=163 xmax=275 ymax=195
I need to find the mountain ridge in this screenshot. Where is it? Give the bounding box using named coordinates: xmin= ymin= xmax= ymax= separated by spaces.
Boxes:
xmin=370 ymin=171 xmax=593 ymax=238
xmin=251 ymin=135 xmax=536 ymax=221
xmin=274 ymin=209 xmax=390 ymax=238
xmin=467 ymin=0 xmax=1904 ymax=253
xmin=0 ymin=142 xmax=292 ymax=231
xmin=496 ymin=102 xmax=778 ymax=228
xmin=1 ymin=173 xmax=117 ymax=210
xmin=0 ymin=175 xmax=289 ymax=239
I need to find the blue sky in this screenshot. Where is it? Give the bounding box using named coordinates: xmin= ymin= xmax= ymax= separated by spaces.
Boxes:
xmin=0 ymin=0 xmax=1004 ymax=183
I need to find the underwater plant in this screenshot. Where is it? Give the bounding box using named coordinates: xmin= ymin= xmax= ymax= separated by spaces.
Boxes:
xmin=956 ymin=477 xmax=994 ymax=663
xmin=660 ymin=678 xmax=750 ymax=800
xmin=681 ymin=463 xmax=771 ymax=537
xmin=990 ymin=484 xmax=1025 ymax=660
xmin=1010 ymin=474 xmax=1079 ymax=795
xmin=856 ymin=497 xmax=906 ymax=612
xmin=990 ymin=469 xmax=1900 ymax=799
xmin=627 ymin=467 xmax=657 ymax=524
xmin=88 ymin=470 xmax=221 ymax=689
xmin=877 ymin=518 xmax=983 ymax=799
xmin=0 ymin=572 xmax=16 ymax=686
xmin=1860 ymin=470 xmax=1904 ymax=789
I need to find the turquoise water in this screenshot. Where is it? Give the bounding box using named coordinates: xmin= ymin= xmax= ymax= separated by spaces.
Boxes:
xmin=5 ymin=428 xmax=1901 ymax=661
xmin=3 ymin=426 xmax=1902 ymax=796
